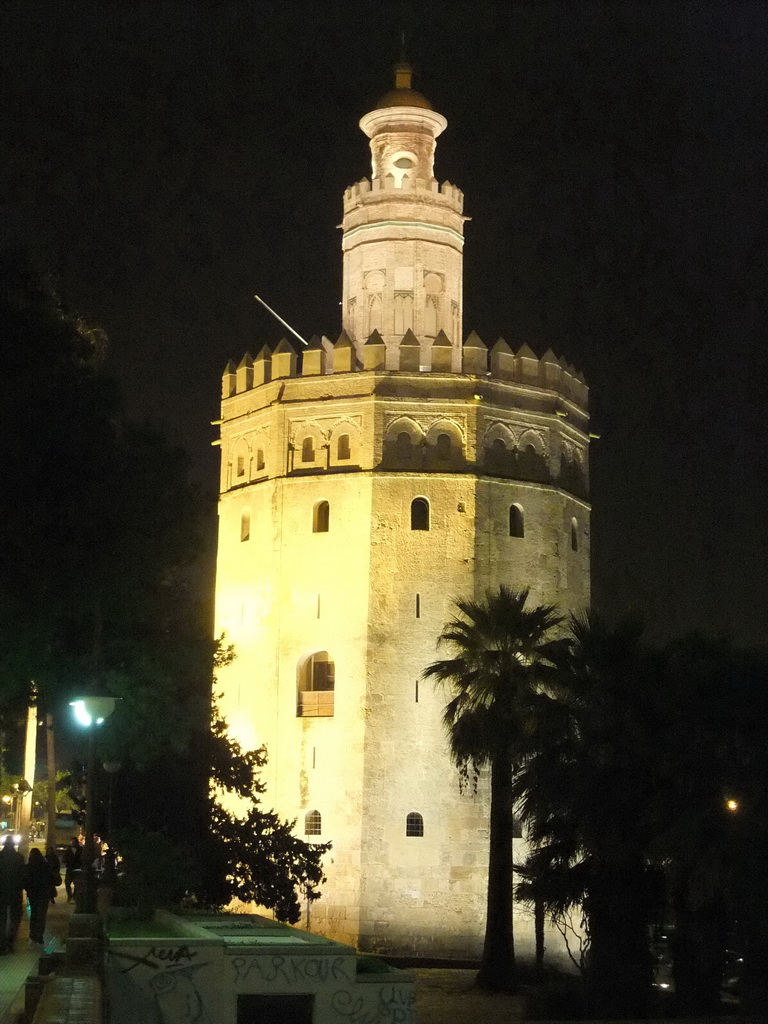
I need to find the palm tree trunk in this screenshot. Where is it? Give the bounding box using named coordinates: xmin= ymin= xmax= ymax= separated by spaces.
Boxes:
xmin=476 ymin=753 xmax=517 ymax=992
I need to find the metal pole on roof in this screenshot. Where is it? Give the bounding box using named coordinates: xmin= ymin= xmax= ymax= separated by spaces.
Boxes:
xmin=253 ymin=294 xmax=308 ymax=346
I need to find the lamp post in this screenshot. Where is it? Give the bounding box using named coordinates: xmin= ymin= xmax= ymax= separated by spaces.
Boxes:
xmin=102 ymin=761 xmax=121 ymax=842
xmin=69 ymin=695 xmax=118 ymax=913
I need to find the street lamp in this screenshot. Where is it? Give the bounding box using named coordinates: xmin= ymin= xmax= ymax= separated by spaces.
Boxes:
xmin=69 ymin=694 xmax=118 ymax=913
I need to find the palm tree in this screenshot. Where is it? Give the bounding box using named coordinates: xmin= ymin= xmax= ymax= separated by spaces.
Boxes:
xmin=424 ymin=585 xmax=564 ymax=992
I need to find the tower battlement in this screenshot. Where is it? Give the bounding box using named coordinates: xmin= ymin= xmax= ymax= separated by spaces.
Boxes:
xmin=221 ymin=331 xmax=588 ymax=413
xmin=343 ymin=176 xmax=465 ymax=214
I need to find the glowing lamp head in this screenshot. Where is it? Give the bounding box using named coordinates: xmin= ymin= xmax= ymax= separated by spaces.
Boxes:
xmin=726 ymin=798 xmax=739 ymax=812
xmin=70 ymin=696 xmax=118 ymax=728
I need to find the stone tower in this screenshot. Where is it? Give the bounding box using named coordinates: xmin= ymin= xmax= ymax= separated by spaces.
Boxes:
xmin=213 ymin=66 xmax=591 ymax=958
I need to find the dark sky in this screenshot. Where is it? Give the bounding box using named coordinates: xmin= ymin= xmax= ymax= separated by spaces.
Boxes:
xmin=3 ymin=1 xmax=766 ymax=645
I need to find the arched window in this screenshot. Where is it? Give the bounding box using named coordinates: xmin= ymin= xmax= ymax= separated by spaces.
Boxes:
xmin=304 ymin=810 xmax=322 ymax=836
xmin=406 ymin=812 xmax=424 ymax=837
xmin=301 ymin=437 xmax=315 ymax=463
xmin=509 ymin=504 xmax=524 ymax=538
xmin=571 ymin=518 xmax=579 ymax=552
xmin=337 ymin=434 xmax=351 ymax=460
xmin=256 ymin=448 xmax=265 ymax=471
xmin=435 ymin=433 xmax=451 ymax=459
xmin=313 ymin=500 xmax=329 ymax=533
xmin=297 ymin=651 xmax=335 ymax=717
xmin=368 ymin=294 xmax=383 ymax=335
xmin=410 ymin=498 xmax=430 ymax=531
xmin=240 ymin=511 xmax=250 ymax=542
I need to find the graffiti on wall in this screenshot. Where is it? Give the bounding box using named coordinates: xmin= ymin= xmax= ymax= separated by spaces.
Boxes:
xmin=231 ymin=954 xmax=350 ymax=985
xmin=109 ymin=947 xmax=213 ymax=1024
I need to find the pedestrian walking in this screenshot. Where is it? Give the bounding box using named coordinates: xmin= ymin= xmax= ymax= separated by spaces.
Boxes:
xmin=45 ymin=845 xmax=61 ymax=904
xmin=24 ymin=848 xmax=55 ymax=946
xmin=0 ymin=838 xmax=25 ymax=953
xmin=62 ymin=836 xmax=81 ymax=902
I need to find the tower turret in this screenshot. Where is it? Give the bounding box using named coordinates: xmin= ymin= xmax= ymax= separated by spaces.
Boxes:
xmin=341 ymin=64 xmax=466 ymax=370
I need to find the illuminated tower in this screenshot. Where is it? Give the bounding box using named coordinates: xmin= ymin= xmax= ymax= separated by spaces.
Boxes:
xmin=213 ymin=66 xmax=591 ymax=958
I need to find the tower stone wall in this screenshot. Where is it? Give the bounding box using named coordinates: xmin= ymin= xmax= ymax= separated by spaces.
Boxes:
xmin=213 ymin=66 xmax=591 ymax=959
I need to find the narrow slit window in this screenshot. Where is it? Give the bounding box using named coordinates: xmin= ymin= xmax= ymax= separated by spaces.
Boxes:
xmin=240 ymin=511 xmax=250 ymax=542
xmin=411 ymin=497 xmax=430 ymax=531
xmin=312 ymin=747 xmax=316 ymax=769
xmin=304 ymin=810 xmax=322 ymax=836
xmin=313 ymin=500 xmax=330 ymax=533
xmin=256 ymin=448 xmax=265 ymax=471
xmin=571 ymin=517 xmax=579 ymax=552
xmin=415 ymin=593 xmax=420 ymax=618
xmin=337 ymin=433 xmax=351 ymax=460
xmin=406 ymin=812 xmax=424 ymax=837
xmin=237 ymin=455 xmax=245 ymax=478
xmin=509 ymin=504 xmax=524 ymax=538
xmin=301 ymin=437 xmax=315 ymax=463
xmin=415 ymin=679 xmax=419 ymax=703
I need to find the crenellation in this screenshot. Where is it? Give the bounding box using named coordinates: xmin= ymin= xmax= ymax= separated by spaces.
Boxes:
xmin=540 ymin=347 xmax=561 ymax=390
xmin=222 ymin=359 xmax=237 ymax=398
xmin=332 ymin=329 xmax=355 ymax=373
xmin=271 ymin=337 xmax=296 ymax=380
xmin=362 ymin=329 xmax=386 ymax=370
xmin=253 ymin=345 xmax=271 ymax=387
xmin=489 ymin=337 xmax=515 ymax=380
xmin=236 ymin=352 xmax=253 ymax=394
xmin=430 ymin=330 xmax=452 ymax=372
xmin=302 ymin=335 xmax=326 ymax=376
xmin=462 ymin=330 xmax=488 ymax=374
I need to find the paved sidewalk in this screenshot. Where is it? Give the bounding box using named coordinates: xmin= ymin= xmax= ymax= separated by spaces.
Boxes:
xmin=0 ymin=886 xmax=72 ymax=1023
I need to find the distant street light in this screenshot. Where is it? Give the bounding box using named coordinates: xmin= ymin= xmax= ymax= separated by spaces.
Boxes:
xmin=726 ymin=798 xmax=739 ymax=812
xmin=69 ymin=695 xmax=119 ymax=913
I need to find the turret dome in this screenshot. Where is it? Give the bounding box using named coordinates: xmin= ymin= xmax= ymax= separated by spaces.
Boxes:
xmin=373 ymin=62 xmax=433 ymax=111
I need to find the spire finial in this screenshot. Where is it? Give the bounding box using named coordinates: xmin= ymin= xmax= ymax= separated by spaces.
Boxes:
xmin=394 ymin=29 xmax=412 ymax=90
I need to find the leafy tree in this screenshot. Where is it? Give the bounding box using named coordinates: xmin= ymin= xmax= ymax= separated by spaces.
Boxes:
xmin=196 ymin=687 xmax=330 ymax=923
xmin=424 ymin=586 xmax=564 ymax=993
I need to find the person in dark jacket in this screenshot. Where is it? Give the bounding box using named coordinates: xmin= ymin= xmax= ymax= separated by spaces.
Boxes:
xmin=62 ymin=837 xmax=81 ymax=902
xmin=24 ymin=848 xmax=54 ymax=945
xmin=0 ymin=838 xmax=25 ymax=953
xmin=45 ymin=846 xmax=61 ymax=904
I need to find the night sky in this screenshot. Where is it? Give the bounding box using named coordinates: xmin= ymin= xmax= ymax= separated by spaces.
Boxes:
xmin=3 ymin=2 xmax=766 ymax=645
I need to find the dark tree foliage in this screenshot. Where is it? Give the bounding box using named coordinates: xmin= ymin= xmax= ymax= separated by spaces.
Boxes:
xmin=0 ymin=253 xmax=326 ymax=924
xmin=200 ymin=690 xmax=330 ymax=923
xmin=512 ymin=615 xmax=768 ymax=1018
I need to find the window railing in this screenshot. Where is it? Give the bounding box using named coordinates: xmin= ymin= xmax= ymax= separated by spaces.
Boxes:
xmin=297 ymin=690 xmax=334 ymax=717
